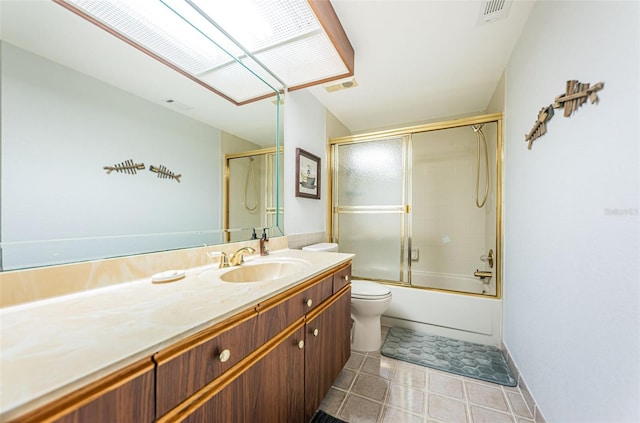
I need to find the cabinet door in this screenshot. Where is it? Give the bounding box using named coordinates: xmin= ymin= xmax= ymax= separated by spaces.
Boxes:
xmin=155 ymin=311 xmax=259 ymax=417
xmin=304 ymin=287 xmax=351 ymax=421
xmin=333 ymin=264 xmax=352 ymax=293
xmin=256 ymin=275 xmax=333 ymax=345
xmin=15 ymin=360 xmax=155 ymax=423
xmin=183 ymin=324 xmax=305 ymax=423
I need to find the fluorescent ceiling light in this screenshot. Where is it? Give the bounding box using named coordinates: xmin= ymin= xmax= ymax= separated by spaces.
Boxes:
xmin=53 ymin=0 xmax=354 ymax=105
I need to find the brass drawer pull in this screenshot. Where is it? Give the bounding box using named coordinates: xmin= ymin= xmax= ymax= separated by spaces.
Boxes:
xmin=219 ymin=349 xmax=231 ymax=363
xmin=298 ymin=340 xmax=305 ymax=349
xmin=344 ymin=275 xmax=350 ymax=282
xmin=306 ymin=299 xmax=313 ymax=307
xmin=313 ymin=328 xmax=319 ymax=337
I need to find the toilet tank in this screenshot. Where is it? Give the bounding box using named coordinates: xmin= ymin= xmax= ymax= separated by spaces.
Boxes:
xmin=301 ymin=242 xmax=338 ymax=252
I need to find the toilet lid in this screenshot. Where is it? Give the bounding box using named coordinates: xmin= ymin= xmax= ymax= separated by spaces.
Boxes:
xmin=351 ymin=280 xmax=391 ymax=299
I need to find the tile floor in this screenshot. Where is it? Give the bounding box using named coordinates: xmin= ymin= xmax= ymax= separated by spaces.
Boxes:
xmin=318 ymin=326 xmax=537 ymax=423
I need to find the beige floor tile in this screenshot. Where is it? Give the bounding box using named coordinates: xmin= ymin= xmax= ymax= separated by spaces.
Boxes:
xmin=465 ymin=381 xmax=509 ymax=411
xmin=362 ymin=355 xmax=395 ymax=379
xmin=428 ymin=372 xmax=465 ymax=400
xmin=345 ymin=352 xmax=366 ymax=371
xmin=506 ymin=391 xmax=533 ymax=418
xmin=352 ymin=373 xmax=390 ymax=402
xmin=470 ymin=405 xmax=515 ymax=423
xmin=393 ymin=362 xmax=427 ymax=389
xmin=381 ymin=406 xmax=423 ymax=423
xmin=339 ymin=394 xmax=382 ymax=423
xmin=387 ymin=383 xmax=426 ymax=414
xmin=332 ymin=327 xmax=539 ymax=423
xmin=426 ymin=394 xmax=469 ymax=423
xmin=334 ymin=368 xmax=357 ymax=390
xmin=319 ymin=387 xmax=347 ymax=416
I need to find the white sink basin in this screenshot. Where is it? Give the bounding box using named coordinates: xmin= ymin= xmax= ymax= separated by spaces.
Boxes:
xmin=199 ymin=258 xmax=312 ymax=283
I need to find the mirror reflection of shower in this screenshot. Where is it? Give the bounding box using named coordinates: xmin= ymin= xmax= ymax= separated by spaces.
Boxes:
xmin=226 ymin=149 xmax=282 ymax=242
xmin=243 ymin=156 xmax=258 ymax=214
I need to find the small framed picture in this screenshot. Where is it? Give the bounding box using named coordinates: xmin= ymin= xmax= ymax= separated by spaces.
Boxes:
xmin=295 ymin=148 xmax=321 ymax=199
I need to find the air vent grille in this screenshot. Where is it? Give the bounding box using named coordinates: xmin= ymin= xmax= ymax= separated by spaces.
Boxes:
xmin=479 ymin=0 xmax=511 ymax=23
xmin=324 ymin=78 xmax=358 ymax=93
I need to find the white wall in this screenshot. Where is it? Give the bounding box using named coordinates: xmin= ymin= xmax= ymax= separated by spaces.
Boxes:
xmin=283 ymin=90 xmax=327 ymax=236
xmin=503 ymin=2 xmax=639 ymax=422
xmin=1 ymin=42 xmax=222 ymax=268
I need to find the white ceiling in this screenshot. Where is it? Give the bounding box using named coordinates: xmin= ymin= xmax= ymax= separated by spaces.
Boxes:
xmin=311 ymin=0 xmax=536 ymax=133
xmin=1 ymin=0 xmax=536 ymax=144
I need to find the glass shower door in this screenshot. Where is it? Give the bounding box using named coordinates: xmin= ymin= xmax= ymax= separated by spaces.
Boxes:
xmin=410 ymin=123 xmax=497 ymax=295
xmin=332 ymin=136 xmax=409 ymax=282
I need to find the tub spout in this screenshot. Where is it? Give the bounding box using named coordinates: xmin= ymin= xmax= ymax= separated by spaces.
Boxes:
xmin=474 ymin=269 xmax=492 ymax=280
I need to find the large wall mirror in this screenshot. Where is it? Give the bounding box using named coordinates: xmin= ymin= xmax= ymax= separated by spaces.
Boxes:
xmin=0 ymin=1 xmax=284 ymax=271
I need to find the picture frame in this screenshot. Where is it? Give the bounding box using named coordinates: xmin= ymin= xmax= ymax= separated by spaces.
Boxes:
xmin=295 ymin=148 xmax=321 ymax=199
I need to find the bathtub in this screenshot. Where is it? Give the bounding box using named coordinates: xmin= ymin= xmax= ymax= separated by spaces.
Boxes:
xmin=410 ymin=270 xmax=495 ymax=296
xmin=380 ymin=282 xmax=502 ymax=346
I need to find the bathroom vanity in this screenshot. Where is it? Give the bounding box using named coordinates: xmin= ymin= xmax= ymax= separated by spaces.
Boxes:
xmin=0 ymin=250 xmax=352 ymax=422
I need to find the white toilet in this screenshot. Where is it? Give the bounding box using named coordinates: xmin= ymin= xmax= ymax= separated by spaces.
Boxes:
xmin=301 ymin=243 xmax=392 ymax=352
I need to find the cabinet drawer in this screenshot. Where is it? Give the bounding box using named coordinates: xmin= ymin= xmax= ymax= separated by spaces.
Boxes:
xmin=256 ymin=275 xmax=333 ymax=344
xmin=154 ymin=311 xmax=259 ymax=417
xmin=333 ymin=264 xmax=352 ymax=293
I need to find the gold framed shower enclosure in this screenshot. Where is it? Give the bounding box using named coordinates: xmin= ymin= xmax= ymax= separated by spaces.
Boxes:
xmin=328 ymin=113 xmax=503 ymax=298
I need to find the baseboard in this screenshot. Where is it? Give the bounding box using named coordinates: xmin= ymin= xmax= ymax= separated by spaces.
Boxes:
xmin=501 ymin=341 xmax=548 ymax=423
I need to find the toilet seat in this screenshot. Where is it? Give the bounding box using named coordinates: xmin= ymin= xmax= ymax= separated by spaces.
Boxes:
xmin=351 ymin=280 xmax=392 ymax=300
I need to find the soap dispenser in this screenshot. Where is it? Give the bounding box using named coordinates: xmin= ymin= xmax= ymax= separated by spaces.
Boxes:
xmin=260 ymin=228 xmax=269 ymax=256
xmin=251 ymin=228 xmax=258 ymax=240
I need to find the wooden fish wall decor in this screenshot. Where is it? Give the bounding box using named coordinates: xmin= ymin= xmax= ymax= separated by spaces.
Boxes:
xmin=525 ymin=80 xmax=604 ymax=150
xmin=103 ymin=159 xmax=145 ymax=174
xmin=150 ymin=165 xmax=182 ymax=183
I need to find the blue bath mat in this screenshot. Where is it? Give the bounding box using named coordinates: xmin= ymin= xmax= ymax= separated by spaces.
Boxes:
xmin=381 ymin=327 xmax=517 ymax=387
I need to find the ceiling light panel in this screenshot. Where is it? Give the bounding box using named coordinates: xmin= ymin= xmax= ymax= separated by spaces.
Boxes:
xmin=57 ymin=0 xmax=282 ymax=102
xmin=67 ymin=0 xmax=227 ymax=73
xmin=255 ymin=30 xmax=349 ymax=87
xmin=54 ymin=0 xmax=354 ymax=104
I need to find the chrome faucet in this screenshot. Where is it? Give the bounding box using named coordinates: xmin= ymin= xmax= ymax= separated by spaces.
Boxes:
xmin=218 ymin=247 xmax=256 ymax=268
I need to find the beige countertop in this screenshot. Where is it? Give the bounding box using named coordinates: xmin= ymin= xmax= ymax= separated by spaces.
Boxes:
xmin=0 ymin=249 xmax=353 ymax=421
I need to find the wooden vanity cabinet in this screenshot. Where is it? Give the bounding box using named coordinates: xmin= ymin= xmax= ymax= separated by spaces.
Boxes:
xmin=332 ymin=263 xmax=352 ymax=292
xmin=153 ymin=309 xmax=260 ymax=417
xmin=159 ymin=262 xmax=352 ymax=423
xmin=255 ymin=274 xmax=333 ymax=345
xmin=177 ymin=323 xmax=306 ymax=423
xmin=12 ymin=262 xmax=352 ymax=423
xmin=10 ymin=359 xmax=155 ymax=423
xmin=304 ymin=286 xmax=351 ymax=422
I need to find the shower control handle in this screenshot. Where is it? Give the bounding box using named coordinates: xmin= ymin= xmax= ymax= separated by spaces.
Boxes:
xmin=480 ymin=249 xmax=494 ymax=268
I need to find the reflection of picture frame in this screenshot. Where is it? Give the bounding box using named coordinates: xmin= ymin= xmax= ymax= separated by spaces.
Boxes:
xmin=295 ymin=148 xmax=321 ymax=199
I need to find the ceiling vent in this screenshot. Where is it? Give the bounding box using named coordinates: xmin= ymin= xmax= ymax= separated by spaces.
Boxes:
xmin=479 ymin=0 xmax=512 ymax=24
xmin=324 ymin=78 xmax=358 ymax=93
xmin=163 ymin=99 xmax=193 ymax=111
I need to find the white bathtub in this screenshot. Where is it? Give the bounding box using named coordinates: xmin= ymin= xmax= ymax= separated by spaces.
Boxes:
xmin=410 ymin=270 xmax=496 ymax=296
xmin=380 ymin=283 xmax=502 ymax=346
